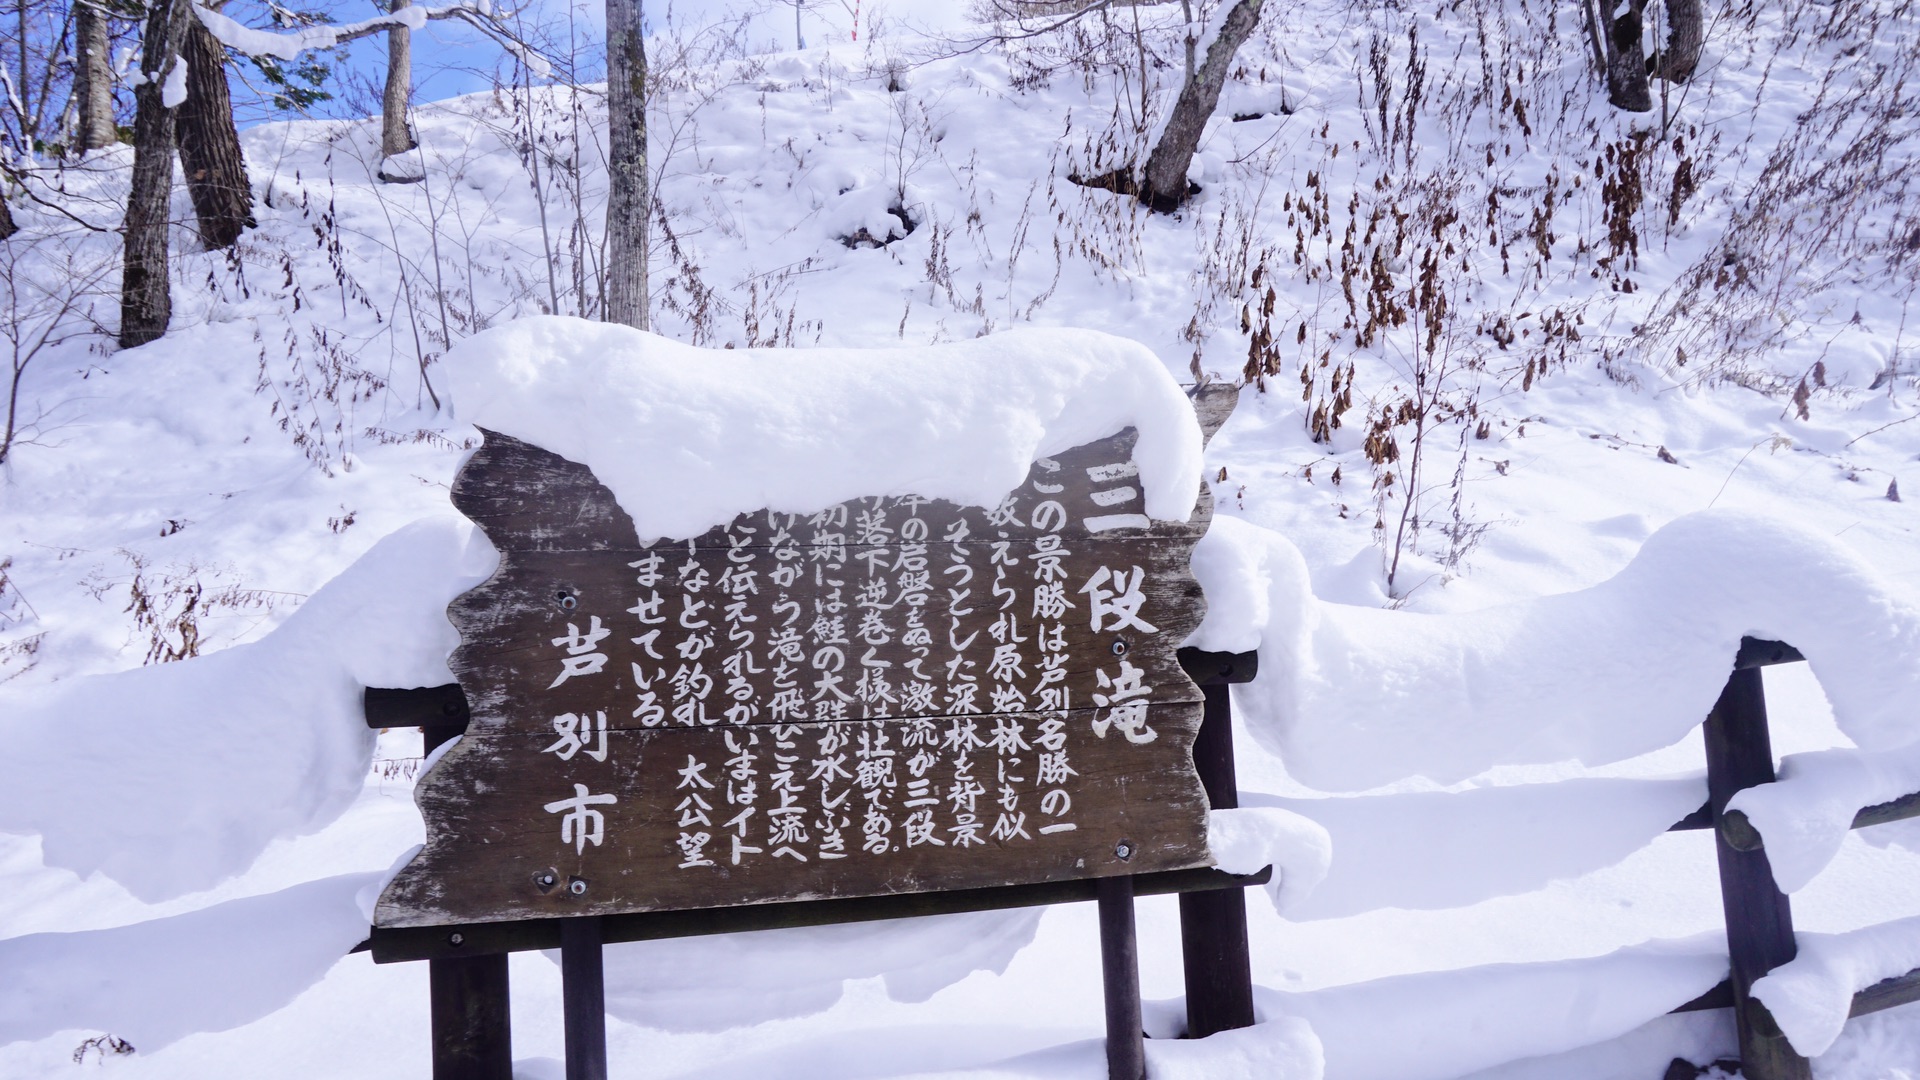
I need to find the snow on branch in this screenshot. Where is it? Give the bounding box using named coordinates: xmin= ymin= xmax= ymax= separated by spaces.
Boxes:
xmin=191 ymin=0 xmax=552 ymax=76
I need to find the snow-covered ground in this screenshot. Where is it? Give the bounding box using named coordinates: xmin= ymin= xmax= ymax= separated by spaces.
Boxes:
xmin=5 ymin=0 xmax=1920 ymax=1075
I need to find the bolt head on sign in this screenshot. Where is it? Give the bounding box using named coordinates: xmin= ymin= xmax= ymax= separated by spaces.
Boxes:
xmin=375 ymin=424 xmax=1216 ymax=928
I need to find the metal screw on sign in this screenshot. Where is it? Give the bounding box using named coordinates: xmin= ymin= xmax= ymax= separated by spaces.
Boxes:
xmin=569 ymin=877 xmax=589 ymax=896
xmin=535 ymin=870 xmax=559 ymax=892
xmin=1113 ymin=840 xmax=1135 ymax=861
xmin=448 ymin=932 xmax=464 ymax=946
xmin=557 ymin=590 xmax=577 ymax=610
xmin=1111 ymin=640 xmax=1129 ymax=656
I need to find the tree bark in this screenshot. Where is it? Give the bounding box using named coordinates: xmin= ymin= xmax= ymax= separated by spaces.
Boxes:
xmin=1580 ymin=0 xmax=1609 ymax=73
xmin=120 ymin=0 xmax=188 ymax=349
xmin=1600 ymin=0 xmax=1653 ymax=112
xmin=1652 ymin=0 xmax=1704 ymax=83
xmin=381 ymin=0 xmax=415 ymax=160
xmin=1138 ymin=0 xmax=1262 ymax=213
xmin=176 ymin=8 xmax=253 ymax=250
xmin=74 ymin=0 xmax=117 ymax=150
xmin=0 ymin=194 xmax=16 ymax=240
xmin=603 ymin=0 xmax=647 ymax=328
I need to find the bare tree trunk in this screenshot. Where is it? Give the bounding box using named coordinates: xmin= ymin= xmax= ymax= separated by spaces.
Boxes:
xmin=120 ymin=0 xmax=187 ymax=348
xmin=1600 ymin=0 xmax=1653 ymax=112
xmin=0 ymin=195 xmax=16 ymax=240
xmin=381 ymin=0 xmax=415 ymax=160
xmin=17 ymin=0 xmax=30 ymax=131
xmin=603 ymin=0 xmax=647 ymax=329
xmin=1580 ymin=0 xmax=1609 ymax=73
xmin=1139 ymin=0 xmax=1261 ymax=213
xmin=176 ymin=9 xmax=253 ymax=250
xmin=74 ymin=0 xmax=116 ymax=150
xmin=1652 ymin=0 xmax=1703 ymax=82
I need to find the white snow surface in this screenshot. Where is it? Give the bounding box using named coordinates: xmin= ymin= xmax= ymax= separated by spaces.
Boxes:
xmin=1267 ymin=935 xmax=1730 ymax=1080
xmin=0 ymin=873 xmax=382 ymax=1051
xmin=1752 ymin=913 xmax=1920 ymax=1056
xmin=594 ymin=909 xmax=1043 ymax=1032
xmin=1255 ymin=776 xmax=1708 ymax=920
xmin=1141 ymin=1016 xmax=1323 ymax=1080
xmin=1215 ymin=509 xmax=1920 ymax=791
xmin=0 ymin=516 xmax=493 ymax=900
xmin=377 ymin=148 xmax=427 ymax=183
xmin=445 ymin=317 xmax=1204 ymax=542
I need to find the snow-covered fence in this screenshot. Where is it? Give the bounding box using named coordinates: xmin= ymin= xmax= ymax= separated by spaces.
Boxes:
xmin=361 ymin=636 xmax=1920 ymax=1080
xmin=1660 ymin=638 xmax=1920 ymax=1080
xmin=359 ymin=644 xmax=1272 ymax=1080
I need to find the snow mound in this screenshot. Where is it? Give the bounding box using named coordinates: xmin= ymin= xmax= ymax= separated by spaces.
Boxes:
xmin=1185 ymin=515 xmax=1277 ymax=653
xmin=1216 ymin=510 xmax=1920 ymax=791
xmin=0 ymin=873 xmax=378 ymax=1051
xmin=1141 ymin=1016 xmax=1323 ymax=1080
xmin=594 ymin=908 xmax=1041 ymax=1032
xmin=1751 ymin=914 xmax=1920 ymax=1056
xmin=1729 ymin=740 xmax=1920 ymax=893
xmin=444 ymin=317 xmax=1203 ymax=542
xmin=1255 ymin=777 xmax=1707 ymax=919
xmin=1206 ymin=807 xmax=1332 ymax=913
xmin=0 ymin=516 xmax=494 ymax=900
xmin=1268 ymin=934 xmax=1729 ymax=1080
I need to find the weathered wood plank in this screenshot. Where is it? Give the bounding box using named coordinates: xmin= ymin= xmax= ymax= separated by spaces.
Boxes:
xmin=379 ymin=421 xmax=1216 ymax=929
xmin=1188 ymin=383 xmax=1239 ymax=447
xmin=377 ymin=703 xmax=1209 ymax=927
xmin=450 ymin=543 xmax=1205 ymax=736
xmin=365 ymin=866 xmax=1271 ymax=964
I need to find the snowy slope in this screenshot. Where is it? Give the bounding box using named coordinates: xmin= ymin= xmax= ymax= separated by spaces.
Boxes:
xmin=5 ymin=0 xmax=1920 ymax=1075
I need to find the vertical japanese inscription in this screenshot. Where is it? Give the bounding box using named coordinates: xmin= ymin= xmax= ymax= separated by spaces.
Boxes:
xmin=376 ymin=427 xmax=1214 ymax=928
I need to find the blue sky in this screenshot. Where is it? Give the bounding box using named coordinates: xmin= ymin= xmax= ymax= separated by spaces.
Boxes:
xmin=223 ymin=0 xmax=968 ymax=129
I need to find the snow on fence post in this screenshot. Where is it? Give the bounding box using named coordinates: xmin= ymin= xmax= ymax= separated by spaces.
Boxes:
xmin=1705 ymin=649 xmax=1813 ymax=1080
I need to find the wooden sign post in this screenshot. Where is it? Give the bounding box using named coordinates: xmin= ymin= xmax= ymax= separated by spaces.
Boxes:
xmin=372 ymin=404 xmax=1239 ymax=1079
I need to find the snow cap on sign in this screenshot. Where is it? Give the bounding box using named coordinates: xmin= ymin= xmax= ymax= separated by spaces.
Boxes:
xmin=443 ymin=316 xmax=1203 ymax=543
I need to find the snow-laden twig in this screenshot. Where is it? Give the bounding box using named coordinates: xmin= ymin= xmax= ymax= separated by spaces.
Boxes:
xmin=191 ymin=0 xmax=555 ymax=77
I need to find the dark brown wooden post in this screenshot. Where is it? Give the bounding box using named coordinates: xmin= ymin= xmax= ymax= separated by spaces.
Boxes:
xmin=1097 ymin=874 xmax=1146 ymax=1080
xmin=366 ymin=687 xmax=514 ymax=1080
xmin=1175 ymin=648 xmax=1259 ymax=1039
xmin=561 ymin=916 xmax=609 ymax=1080
xmin=1705 ymin=658 xmax=1812 ymax=1080
xmin=429 ymin=953 xmax=513 ymax=1080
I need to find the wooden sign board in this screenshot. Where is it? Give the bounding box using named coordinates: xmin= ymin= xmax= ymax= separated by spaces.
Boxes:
xmin=376 ymin=426 xmax=1215 ymax=928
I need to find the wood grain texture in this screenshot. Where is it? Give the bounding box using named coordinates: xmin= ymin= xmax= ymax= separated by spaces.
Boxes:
xmin=377 ymin=427 xmax=1214 ymax=928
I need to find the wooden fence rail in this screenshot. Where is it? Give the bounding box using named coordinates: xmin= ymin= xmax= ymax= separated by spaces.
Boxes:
xmin=362 ymin=637 xmax=1920 ymax=1080
xmin=361 ymin=648 xmax=1264 ymax=1080
xmin=1660 ymin=638 xmax=1920 ymax=1079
